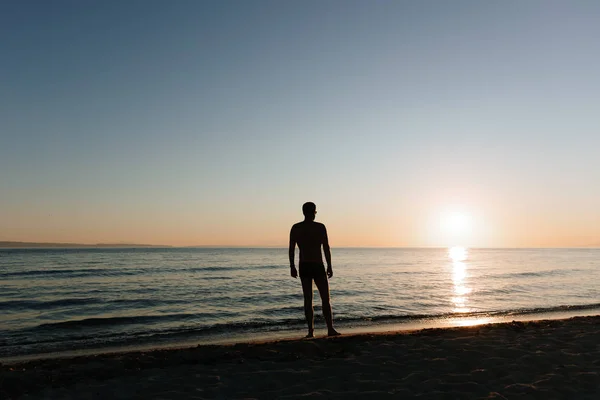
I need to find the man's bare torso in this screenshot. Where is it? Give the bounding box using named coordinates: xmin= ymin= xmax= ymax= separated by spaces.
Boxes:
xmin=290 ymin=221 xmax=326 ymax=263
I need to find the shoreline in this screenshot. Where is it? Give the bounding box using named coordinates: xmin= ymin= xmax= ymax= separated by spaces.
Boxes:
xmin=2 ymin=315 xmax=599 ymax=398
xmin=4 ymin=307 xmax=600 ymax=365
xmin=3 ymin=306 xmax=599 ymax=365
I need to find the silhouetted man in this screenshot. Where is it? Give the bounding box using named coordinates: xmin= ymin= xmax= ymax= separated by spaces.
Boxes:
xmin=289 ymin=202 xmax=340 ymax=338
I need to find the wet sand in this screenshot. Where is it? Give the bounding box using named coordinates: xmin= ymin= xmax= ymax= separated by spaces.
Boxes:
xmin=1 ymin=316 xmax=599 ymax=399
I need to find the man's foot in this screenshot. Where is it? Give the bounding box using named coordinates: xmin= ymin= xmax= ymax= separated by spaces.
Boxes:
xmin=327 ymin=329 xmax=341 ymax=337
xmin=305 ymin=331 xmax=314 ymax=338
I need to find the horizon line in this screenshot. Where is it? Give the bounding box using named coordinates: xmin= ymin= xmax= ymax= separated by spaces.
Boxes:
xmin=0 ymin=241 xmax=598 ymax=250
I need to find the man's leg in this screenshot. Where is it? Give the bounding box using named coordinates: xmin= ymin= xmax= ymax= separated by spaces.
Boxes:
xmin=300 ymin=276 xmax=314 ymax=337
xmin=314 ymin=275 xmax=340 ymax=336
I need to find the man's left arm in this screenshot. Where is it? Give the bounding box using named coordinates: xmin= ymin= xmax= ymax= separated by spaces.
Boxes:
xmin=323 ymin=225 xmax=332 ymax=278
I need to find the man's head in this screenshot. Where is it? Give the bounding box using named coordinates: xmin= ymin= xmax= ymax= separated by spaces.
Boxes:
xmin=302 ymin=202 xmax=317 ymax=221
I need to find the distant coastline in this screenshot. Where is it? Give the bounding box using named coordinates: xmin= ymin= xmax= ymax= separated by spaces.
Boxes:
xmin=0 ymin=241 xmax=171 ymax=249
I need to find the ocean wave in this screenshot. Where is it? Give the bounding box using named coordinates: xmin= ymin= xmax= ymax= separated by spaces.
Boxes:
xmin=503 ymin=303 xmax=600 ymax=316
xmin=187 ymin=264 xmax=283 ymax=272
xmin=109 ymin=298 xmax=184 ymax=307
xmin=202 ymin=293 xmax=297 ymax=305
xmin=0 ymin=297 xmax=100 ymax=310
xmin=342 ymin=303 xmax=600 ymax=323
xmin=34 ymin=312 xmax=229 ymax=330
xmin=0 ymin=264 xmax=283 ymax=278
xmin=487 ymin=268 xmax=587 ymax=279
xmin=0 ymin=268 xmax=141 ymax=278
xmin=15 ymin=302 xmax=600 ymax=337
xmin=0 ymin=317 xmax=307 ymax=354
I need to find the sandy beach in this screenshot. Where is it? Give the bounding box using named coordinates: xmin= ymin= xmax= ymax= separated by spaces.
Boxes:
xmin=1 ymin=316 xmax=599 ymax=399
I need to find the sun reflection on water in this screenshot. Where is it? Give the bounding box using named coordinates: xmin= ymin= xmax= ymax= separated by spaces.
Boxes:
xmin=452 ymin=317 xmax=491 ymax=327
xmin=449 ymin=246 xmax=467 ymax=262
xmin=449 ymin=247 xmax=471 ymax=313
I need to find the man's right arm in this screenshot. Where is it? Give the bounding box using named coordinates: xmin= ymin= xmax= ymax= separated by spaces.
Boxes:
xmin=289 ymin=226 xmax=297 ymax=278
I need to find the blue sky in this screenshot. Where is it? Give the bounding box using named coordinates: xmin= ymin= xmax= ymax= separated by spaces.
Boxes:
xmin=2 ymin=1 xmax=599 ymax=246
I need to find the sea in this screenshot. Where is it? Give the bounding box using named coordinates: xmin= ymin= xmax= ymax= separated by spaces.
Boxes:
xmin=1 ymin=247 xmax=599 ymax=361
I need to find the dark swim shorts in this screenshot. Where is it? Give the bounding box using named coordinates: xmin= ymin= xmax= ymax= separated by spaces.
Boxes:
xmin=299 ymin=262 xmax=326 ymax=279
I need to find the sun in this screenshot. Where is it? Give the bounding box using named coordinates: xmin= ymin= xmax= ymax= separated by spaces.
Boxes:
xmin=440 ymin=211 xmax=473 ymax=246
xmin=425 ymin=206 xmax=480 ymax=247
xmin=449 ymin=246 xmax=467 ymax=262
xmin=443 ymin=212 xmax=471 ymax=234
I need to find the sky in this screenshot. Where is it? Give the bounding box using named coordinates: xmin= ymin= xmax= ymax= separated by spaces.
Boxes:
xmin=2 ymin=0 xmax=600 ymax=247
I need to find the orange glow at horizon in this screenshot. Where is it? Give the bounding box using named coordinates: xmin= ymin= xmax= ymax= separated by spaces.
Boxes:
xmin=1 ymin=199 xmax=599 ymax=248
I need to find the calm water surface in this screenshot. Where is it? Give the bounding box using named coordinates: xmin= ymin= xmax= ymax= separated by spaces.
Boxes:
xmin=1 ymin=247 xmax=599 ymax=358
